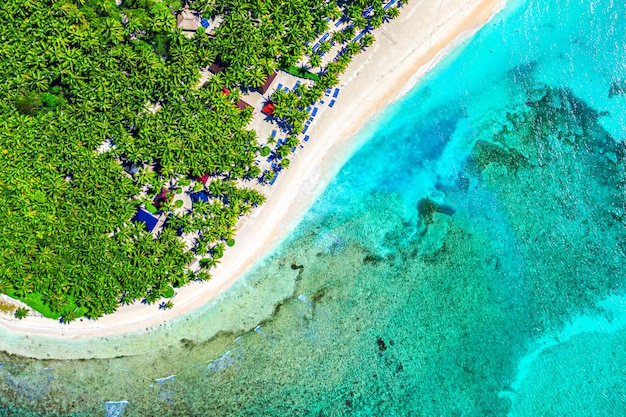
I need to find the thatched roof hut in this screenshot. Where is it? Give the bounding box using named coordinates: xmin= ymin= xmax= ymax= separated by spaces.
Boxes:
xmin=176 ymin=9 xmax=201 ymax=33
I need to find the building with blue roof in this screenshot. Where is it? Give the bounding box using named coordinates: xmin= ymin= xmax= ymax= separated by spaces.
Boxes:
xmin=132 ymin=208 xmax=159 ymax=232
xmin=190 ymin=191 xmax=209 ymax=204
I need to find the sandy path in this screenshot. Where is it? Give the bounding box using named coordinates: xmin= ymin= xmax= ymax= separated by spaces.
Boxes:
xmin=0 ymin=0 xmax=506 ymax=340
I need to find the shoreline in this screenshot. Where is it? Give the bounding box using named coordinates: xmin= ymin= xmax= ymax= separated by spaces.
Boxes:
xmin=0 ymin=0 xmax=507 ymax=347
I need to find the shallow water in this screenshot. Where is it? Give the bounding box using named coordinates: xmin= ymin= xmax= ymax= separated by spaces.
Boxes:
xmin=2 ymin=0 xmax=626 ymax=415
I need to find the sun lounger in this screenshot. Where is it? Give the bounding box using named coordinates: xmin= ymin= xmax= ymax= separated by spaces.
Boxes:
xmin=329 ymin=99 xmax=336 ymax=108
xmin=303 ymin=135 xmax=310 ymax=142
xmin=384 ymin=0 xmax=396 ymax=9
xmin=320 ymin=33 xmax=329 ymax=42
xmin=353 ymin=31 xmax=364 ymax=42
xmin=335 ymin=18 xmax=344 ymax=27
xmin=312 ymin=43 xmax=320 ymax=52
xmin=269 ymin=172 xmax=279 ymax=185
xmin=201 ymin=19 xmax=210 ymax=28
xmin=333 ymin=88 xmax=340 ymax=98
xmin=311 ymin=107 xmax=318 ymax=116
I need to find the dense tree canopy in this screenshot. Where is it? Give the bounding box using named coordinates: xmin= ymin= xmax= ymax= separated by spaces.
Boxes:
xmin=0 ymin=0 xmax=402 ymax=321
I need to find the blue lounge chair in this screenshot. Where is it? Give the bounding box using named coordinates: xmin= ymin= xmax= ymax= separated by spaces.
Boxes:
xmin=333 ymin=88 xmax=340 ymax=98
xmin=329 ymin=99 xmax=336 ymax=108
xmin=201 ymin=19 xmax=210 ymax=28
xmin=384 ymin=0 xmax=396 ymax=9
xmin=303 ymin=135 xmax=310 ymax=142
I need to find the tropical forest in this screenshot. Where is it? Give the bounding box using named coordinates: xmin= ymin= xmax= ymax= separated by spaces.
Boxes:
xmin=0 ymin=0 xmax=404 ymax=321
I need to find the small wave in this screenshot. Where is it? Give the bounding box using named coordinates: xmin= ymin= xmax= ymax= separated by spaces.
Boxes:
xmin=104 ymin=400 xmax=129 ymax=417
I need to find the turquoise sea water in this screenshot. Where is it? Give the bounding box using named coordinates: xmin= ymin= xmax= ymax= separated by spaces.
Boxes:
xmin=3 ymin=0 xmax=626 ymax=415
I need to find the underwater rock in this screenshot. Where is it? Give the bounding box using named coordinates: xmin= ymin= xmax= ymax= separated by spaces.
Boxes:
xmin=417 ymin=213 xmax=451 ymax=256
xmin=605 ymin=151 xmax=618 ymax=165
xmin=363 ymin=254 xmax=384 ymax=265
xmin=416 ymin=197 xmax=455 ymax=224
xmin=376 ymin=337 xmax=387 ymax=353
xmin=609 ymin=80 xmax=626 ymax=98
xmin=180 ymin=338 xmax=196 ymax=349
xmin=471 ymin=140 xmax=529 ymax=172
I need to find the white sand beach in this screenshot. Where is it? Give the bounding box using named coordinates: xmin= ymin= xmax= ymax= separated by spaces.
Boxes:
xmin=0 ymin=0 xmax=505 ymax=341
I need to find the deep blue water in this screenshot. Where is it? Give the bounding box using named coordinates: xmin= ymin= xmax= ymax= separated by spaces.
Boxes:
xmin=2 ymin=0 xmax=626 ymax=415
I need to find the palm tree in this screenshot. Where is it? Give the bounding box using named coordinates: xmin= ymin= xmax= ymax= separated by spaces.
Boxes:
xmin=360 ymin=33 xmax=375 ymax=48
xmin=246 ymin=66 xmax=266 ymax=88
xmin=387 ymin=7 xmax=401 ymax=19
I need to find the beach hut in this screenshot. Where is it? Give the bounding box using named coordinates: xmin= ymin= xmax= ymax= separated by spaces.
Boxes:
xmin=191 ymin=192 xmax=209 ymax=203
xmin=257 ymin=72 xmax=278 ymax=94
xmin=208 ymin=57 xmax=227 ymax=74
xmin=262 ymin=101 xmax=275 ymax=116
xmin=237 ymin=99 xmax=252 ymax=110
xmin=176 ymin=10 xmax=201 ymax=34
xmin=153 ymin=188 xmax=169 ymax=208
xmin=195 ymin=173 xmax=210 ymax=185
xmin=132 ymin=208 xmax=159 ymax=232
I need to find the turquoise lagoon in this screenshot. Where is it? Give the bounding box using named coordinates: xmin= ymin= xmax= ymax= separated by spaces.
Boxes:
xmin=2 ymin=0 xmax=626 ymax=415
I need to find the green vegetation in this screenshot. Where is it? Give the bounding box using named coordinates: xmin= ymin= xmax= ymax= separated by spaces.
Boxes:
xmin=0 ymin=0 xmax=404 ymax=321
xmin=14 ymin=307 xmax=29 ymax=320
xmin=283 ymin=66 xmax=322 ymax=82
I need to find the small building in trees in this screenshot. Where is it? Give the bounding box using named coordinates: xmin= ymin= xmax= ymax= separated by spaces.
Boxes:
xmin=221 ymin=87 xmax=252 ymax=111
xmin=191 ymin=192 xmax=209 ymax=204
xmin=132 ymin=208 xmax=159 ymax=232
xmin=195 ymin=173 xmax=210 ymax=185
xmin=237 ymin=99 xmax=252 ymax=110
xmin=257 ymin=72 xmax=278 ymax=94
xmin=153 ymin=188 xmax=169 ymax=208
xmin=209 ymin=57 xmax=227 ymax=74
xmin=176 ymin=9 xmax=201 ymax=36
xmin=262 ymin=101 xmax=275 ymax=116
